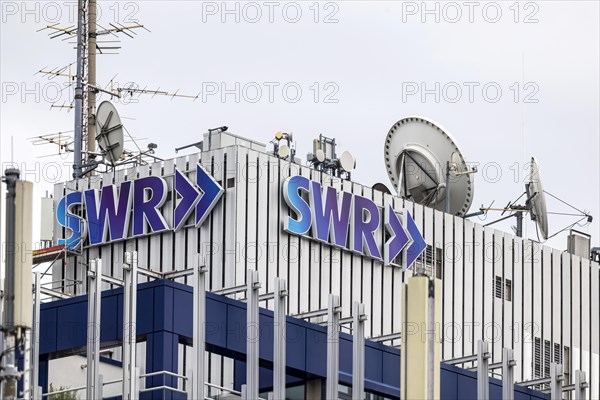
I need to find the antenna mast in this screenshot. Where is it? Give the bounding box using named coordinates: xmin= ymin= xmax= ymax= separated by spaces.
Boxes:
xmin=73 ymin=0 xmax=86 ymax=179
xmin=87 ymin=0 xmax=97 ymax=164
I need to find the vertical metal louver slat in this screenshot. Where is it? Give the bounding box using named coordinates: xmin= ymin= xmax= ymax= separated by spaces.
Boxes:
xmin=534 ymin=337 xmax=542 ymax=379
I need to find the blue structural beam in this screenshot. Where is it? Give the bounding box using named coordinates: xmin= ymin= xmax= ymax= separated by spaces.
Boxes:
xmin=441 ymin=363 xmax=549 ymax=400
xmin=39 ymin=279 xmax=399 ymax=397
xmin=38 ymin=280 xmax=549 ymax=400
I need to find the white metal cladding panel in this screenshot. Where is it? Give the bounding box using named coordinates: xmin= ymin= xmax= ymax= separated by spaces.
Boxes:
xmin=490 ymin=229 xmax=503 ymax=364
xmin=234 ymin=147 xmax=249 ymax=290
xmin=483 ymin=228 xmax=494 ymax=357
xmin=551 ymin=248 xmax=562 ymax=356
xmin=502 ymin=232 xmax=513 ymax=353
xmin=561 ymin=252 xmax=572 ymax=370
xmin=462 ymin=218 xmax=475 ymax=358
xmin=573 ymin=257 xmax=582 ymax=372
xmin=532 ymin=241 xmax=543 ymax=367
xmin=541 ymin=246 xmax=552 ymax=355
xmin=453 ymin=217 xmax=464 ymax=360
xmin=522 ymin=239 xmax=534 ymax=380
xmin=442 ymin=212 xmax=453 ymax=360
xmin=582 ymin=259 xmax=591 ymax=374
xmin=371 ymin=187 xmax=384 ymax=338
xmin=472 ymin=222 xmax=484 ymax=361
xmin=592 ymin=263 xmax=600 ymax=356
xmin=512 ymin=236 xmax=524 ymax=380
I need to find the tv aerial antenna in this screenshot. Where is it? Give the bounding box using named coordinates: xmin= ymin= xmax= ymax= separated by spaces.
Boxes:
xmin=34 ymin=0 xmax=197 ymax=179
xmin=479 ymin=157 xmax=592 ymax=240
xmin=384 ymin=116 xmax=477 ymax=217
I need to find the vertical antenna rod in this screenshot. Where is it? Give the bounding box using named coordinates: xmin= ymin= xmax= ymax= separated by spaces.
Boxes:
xmin=73 ymin=0 xmax=85 ymax=179
xmin=87 ymin=0 xmax=97 ymax=161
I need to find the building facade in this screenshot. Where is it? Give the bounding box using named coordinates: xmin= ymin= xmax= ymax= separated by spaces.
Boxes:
xmin=50 ymin=130 xmax=599 ymax=397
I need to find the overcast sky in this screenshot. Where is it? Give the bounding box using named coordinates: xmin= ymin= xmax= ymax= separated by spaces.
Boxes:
xmin=1 ymin=0 xmax=599 ymax=254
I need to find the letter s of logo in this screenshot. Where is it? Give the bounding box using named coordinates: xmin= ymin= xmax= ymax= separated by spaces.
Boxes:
xmin=56 ymin=192 xmax=87 ymax=250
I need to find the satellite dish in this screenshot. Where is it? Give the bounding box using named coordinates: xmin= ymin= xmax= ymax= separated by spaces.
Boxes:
xmin=372 ymin=182 xmax=391 ymax=194
xmin=277 ymin=145 xmax=290 ymax=159
xmin=527 ymin=157 xmax=549 ymax=240
xmin=384 ymin=116 xmax=474 ymax=216
xmin=95 ymin=101 xmax=124 ymax=165
xmin=339 ymin=150 xmax=356 ymax=172
xmin=315 ymin=149 xmax=326 ymax=163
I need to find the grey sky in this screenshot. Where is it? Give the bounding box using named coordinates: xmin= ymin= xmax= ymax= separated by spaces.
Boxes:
xmin=1 ymin=0 xmax=598 ymax=251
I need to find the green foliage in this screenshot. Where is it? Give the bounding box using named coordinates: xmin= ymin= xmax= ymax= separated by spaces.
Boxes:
xmin=48 ymin=383 xmax=79 ymax=400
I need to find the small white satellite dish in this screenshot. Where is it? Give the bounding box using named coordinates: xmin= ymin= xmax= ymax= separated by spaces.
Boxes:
xmin=339 ymin=150 xmax=356 ymax=172
xmin=315 ymin=149 xmax=326 ymax=163
xmin=384 ymin=116 xmax=474 ymax=216
xmin=277 ymin=145 xmax=291 ymax=159
xmin=95 ymin=101 xmax=124 ymax=165
xmin=527 ymin=157 xmax=549 ymax=240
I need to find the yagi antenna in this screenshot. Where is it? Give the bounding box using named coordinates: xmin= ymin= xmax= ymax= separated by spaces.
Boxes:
xmin=32 ymin=0 xmax=196 ymax=176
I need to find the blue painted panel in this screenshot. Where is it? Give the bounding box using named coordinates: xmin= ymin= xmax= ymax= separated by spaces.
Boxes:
xmin=226 ymin=302 xmax=246 ymax=354
xmin=286 ymin=320 xmax=308 ymax=374
xmin=303 ymin=328 xmax=325 ymax=376
xmin=440 ymin=366 xmax=458 ymax=399
xmin=339 ymin=335 xmax=353 ymax=382
xmin=490 ymin=380 xmax=503 ymax=400
xmin=173 ymin=287 xmax=193 ymax=338
xmin=101 ymin=293 xmax=119 ymax=342
xmin=39 ymin=307 xmax=57 ymax=354
xmin=205 ymin=297 xmax=228 ymax=349
xmin=153 ymin=286 xmax=175 ymax=333
xmin=365 ymin=344 xmax=383 ymax=384
xmin=381 ymin=349 xmax=400 ymax=389
xmin=56 ymin=300 xmax=87 ymax=351
xmin=456 ymin=373 xmax=478 ymax=400
xmin=137 ymin=287 xmax=155 ymax=334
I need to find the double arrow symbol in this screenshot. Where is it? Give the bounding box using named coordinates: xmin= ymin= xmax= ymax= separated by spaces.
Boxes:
xmin=174 ymin=164 xmax=224 ymax=231
xmin=384 ymin=205 xmax=427 ymax=269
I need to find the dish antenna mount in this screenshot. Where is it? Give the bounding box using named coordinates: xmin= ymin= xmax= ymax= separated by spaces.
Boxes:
xmin=481 ymin=157 xmax=592 ymax=240
xmin=385 ymin=116 xmax=477 ymax=216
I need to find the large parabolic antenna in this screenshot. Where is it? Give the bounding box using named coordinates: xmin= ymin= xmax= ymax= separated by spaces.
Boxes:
xmin=384 ymin=116 xmax=474 ymax=216
xmin=527 ymin=157 xmax=549 ymax=240
xmin=95 ymin=101 xmax=124 ymax=165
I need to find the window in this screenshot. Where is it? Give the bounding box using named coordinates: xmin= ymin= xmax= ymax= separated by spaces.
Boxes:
xmin=534 ymin=338 xmax=569 ymax=393
xmin=493 ymin=276 xmax=512 ymax=302
xmin=494 ymin=276 xmax=503 ymax=299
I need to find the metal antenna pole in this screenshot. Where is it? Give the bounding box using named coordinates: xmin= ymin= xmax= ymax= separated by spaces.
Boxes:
xmin=273 ymin=278 xmax=288 ymax=400
xmin=87 ymin=0 xmax=97 ymax=162
xmin=515 ymin=211 xmax=523 ymax=237
xmin=326 ymin=294 xmax=341 ymax=400
xmin=1 ymin=168 xmax=20 ymax=400
xmin=86 ymin=258 xmax=102 ymax=400
xmin=352 ymin=302 xmax=366 ymax=400
xmin=122 ymin=251 xmax=138 ymax=400
xmin=191 ymin=259 xmax=208 ymax=400
xmin=31 ymin=273 xmax=41 ymax=399
xmin=550 ymin=363 xmax=564 ymax=399
xmin=73 ymin=0 xmax=86 ymax=179
xmin=501 ymin=348 xmax=515 ymax=400
xmin=476 ymin=340 xmax=490 ymax=400
xmin=246 ymin=270 xmax=261 ymax=400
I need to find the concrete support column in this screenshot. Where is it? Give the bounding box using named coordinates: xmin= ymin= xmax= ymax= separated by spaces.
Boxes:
xmin=400 ymin=275 xmax=441 ymax=400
